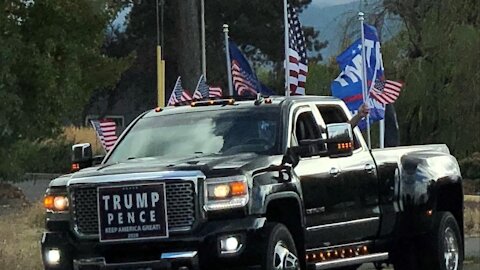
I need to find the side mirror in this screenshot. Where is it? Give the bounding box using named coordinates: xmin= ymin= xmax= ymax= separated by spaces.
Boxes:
xmin=326 ymin=123 xmax=354 ymax=158
xmin=71 ymin=143 xmax=93 ymax=172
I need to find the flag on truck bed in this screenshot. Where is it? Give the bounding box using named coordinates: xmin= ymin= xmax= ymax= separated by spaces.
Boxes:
xmin=168 ymin=76 xmax=192 ymax=105
xmin=287 ymin=3 xmax=308 ymax=95
xmin=331 ymin=23 xmax=402 ymax=130
xmin=91 ymin=119 xmax=118 ymax=152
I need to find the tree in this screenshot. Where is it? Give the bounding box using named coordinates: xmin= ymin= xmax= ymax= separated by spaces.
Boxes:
xmin=382 ymin=0 xmax=480 ymax=157
xmin=0 ymin=0 xmax=132 ymax=176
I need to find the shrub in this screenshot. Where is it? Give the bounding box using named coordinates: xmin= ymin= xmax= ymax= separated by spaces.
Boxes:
xmin=459 ymin=152 xmax=480 ymax=180
xmin=0 ymin=139 xmax=71 ymax=181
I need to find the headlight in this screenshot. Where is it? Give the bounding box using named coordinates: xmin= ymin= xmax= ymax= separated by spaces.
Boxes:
xmin=204 ymin=176 xmax=249 ymax=211
xmin=44 ymin=195 xmax=69 ymax=212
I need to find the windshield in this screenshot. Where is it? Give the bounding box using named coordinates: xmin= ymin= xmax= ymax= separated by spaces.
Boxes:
xmin=107 ymin=107 xmax=281 ymax=163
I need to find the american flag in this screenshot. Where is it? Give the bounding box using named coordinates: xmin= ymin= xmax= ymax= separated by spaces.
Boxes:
xmin=370 ymin=79 xmax=403 ymax=105
xmin=208 ymin=86 xmax=223 ymax=98
xmin=193 ymin=75 xmax=209 ymax=100
xmin=193 ymin=75 xmax=224 ymax=99
xmin=91 ymin=119 xmax=118 ymax=152
xmin=232 ymin=60 xmax=257 ymax=96
xmin=168 ymin=76 xmax=192 ymax=105
xmin=287 ymin=3 xmax=308 ymax=95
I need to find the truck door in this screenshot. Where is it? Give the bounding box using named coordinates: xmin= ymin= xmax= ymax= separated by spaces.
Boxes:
xmin=290 ymin=106 xmax=350 ymax=248
xmin=316 ymin=104 xmax=380 ymax=242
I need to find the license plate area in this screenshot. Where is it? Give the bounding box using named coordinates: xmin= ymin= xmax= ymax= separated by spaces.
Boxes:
xmin=97 ymin=183 xmax=168 ymax=242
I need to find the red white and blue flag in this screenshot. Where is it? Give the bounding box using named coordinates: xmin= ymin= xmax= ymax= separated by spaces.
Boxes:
xmin=168 ymin=76 xmax=192 ymax=105
xmin=331 ymin=24 xmax=403 ymax=130
xmin=193 ymin=75 xmax=223 ymax=99
xmin=287 ymin=3 xmax=308 ymax=95
xmin=370 ymin=79 xmax=403 ymax=105
xmin=208 ymin=86 xmax=223 ymax=98
xmin=91 ymin=119 xmax=118 ymax=152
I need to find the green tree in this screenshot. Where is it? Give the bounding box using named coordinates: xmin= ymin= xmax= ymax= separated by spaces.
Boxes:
xmin=0 ymin=0 xmax=132 ymax=177
xmin=382 ymin=0 xmax=480 ymax=157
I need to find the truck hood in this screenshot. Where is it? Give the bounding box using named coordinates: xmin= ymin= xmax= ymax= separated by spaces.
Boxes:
xmin=49 ymin=153 xmax=282 ymax=187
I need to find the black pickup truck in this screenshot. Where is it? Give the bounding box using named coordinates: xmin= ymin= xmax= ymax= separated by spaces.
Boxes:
xmin=41 ymin=96 xmax=463 ymax=270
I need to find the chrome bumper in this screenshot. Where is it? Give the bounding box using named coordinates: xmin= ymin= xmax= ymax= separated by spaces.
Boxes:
xmin=73 ymin=251 xmax=198 ymax=270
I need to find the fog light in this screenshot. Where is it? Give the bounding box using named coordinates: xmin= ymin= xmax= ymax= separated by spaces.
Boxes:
xmin=220 ymin=236 xmax=241 ymax=254
xmin=46 ymin=249 xmax=61 ymax=265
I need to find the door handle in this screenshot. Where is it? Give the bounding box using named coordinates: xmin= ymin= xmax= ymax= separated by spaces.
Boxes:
xmin=365 ymin=164 xmax=375 ymax=174
xmin=329 ymin=167 xmax=340 ymax=177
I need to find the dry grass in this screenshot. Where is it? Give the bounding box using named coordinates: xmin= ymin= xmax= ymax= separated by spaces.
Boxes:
xmin=0 ymin=203 xmax=43 ymax=270
xmin=63 ymin=126 xmax=104 ymax=155
xmin=465 ymin=195 xmax=480 ymax=236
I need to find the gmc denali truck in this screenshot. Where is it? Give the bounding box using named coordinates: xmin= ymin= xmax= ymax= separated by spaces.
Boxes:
xmin=41 ymin=96 xmax=464 ymax=270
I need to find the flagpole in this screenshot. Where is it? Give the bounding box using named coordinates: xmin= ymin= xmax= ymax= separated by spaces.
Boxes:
xmin=223 ymin=24 xmax=234 ymax=96
xmin=379 ymin=119 xmax=385 ymax=148
xmin=200 ymin=0 xmax=207 ymax=79
xmin=359 ymin=11 xmax=371 ymax=149
xmin=284 ymin=0 xmax=290 ymax=97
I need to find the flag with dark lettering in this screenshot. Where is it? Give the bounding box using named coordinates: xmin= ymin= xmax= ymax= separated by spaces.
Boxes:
xmin=331 ymin=24 xmax=386 ymax=130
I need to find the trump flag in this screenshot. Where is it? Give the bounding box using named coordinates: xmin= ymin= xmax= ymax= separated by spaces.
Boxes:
xmin=331 ymin=24 xmax=386 ymax=130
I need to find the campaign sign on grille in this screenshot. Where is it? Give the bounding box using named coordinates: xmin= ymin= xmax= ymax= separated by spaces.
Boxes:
xmin=97 ymin=183 xmax=168 ymax=242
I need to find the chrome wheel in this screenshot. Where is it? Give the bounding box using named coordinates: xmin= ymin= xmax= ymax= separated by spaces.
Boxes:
xmin=443 ymin=227 xmax=459 ymax=270
xmin=273 ymin=240 xmax=299 ymax=270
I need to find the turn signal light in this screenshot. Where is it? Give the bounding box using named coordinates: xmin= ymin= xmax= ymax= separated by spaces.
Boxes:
xmin=44 ymin=196 xmax=54 ymax=209
xmin=230 ymin=181 xmax=247 ymax=196
xmin=337 ymin=142 xmax=352 ymax=150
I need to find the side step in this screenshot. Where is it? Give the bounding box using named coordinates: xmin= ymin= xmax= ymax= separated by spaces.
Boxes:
xmin=314 ymin=252 xmax=388 ymax=269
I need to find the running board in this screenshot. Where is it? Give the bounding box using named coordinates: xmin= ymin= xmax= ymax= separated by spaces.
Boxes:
xmin=314 ymin=252 xmax=388 ymax=269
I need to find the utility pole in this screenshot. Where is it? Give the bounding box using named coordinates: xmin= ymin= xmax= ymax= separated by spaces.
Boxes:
xmin=156 ymin=0 xmax=165 ymax=107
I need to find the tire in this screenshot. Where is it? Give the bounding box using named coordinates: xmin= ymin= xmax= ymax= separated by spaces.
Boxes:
xmin=418 ymin=211 xmax=463 ymax=270
xmin=261 ymin=222 xmax=300 ymax=270
xmin=393 ymin=211 xmax=463 ymax=270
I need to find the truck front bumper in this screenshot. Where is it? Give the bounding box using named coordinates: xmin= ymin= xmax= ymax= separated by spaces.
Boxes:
xmin=41 ymin=216 xmax=266 ymax=270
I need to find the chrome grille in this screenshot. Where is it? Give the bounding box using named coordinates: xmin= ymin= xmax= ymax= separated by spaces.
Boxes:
xmin=70 ymin=182 xmax=196 ymax=236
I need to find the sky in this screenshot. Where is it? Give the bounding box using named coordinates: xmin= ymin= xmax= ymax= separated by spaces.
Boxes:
xmin=311 ymin=0 xmax=358 ymax=8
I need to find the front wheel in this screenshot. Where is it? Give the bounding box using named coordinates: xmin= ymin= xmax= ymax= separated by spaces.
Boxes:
xmin=261 ymin=222 xmax=300 ymax=270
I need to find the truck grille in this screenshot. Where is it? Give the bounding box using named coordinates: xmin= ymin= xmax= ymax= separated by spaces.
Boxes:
xmin=70 ymin=182 xmax=196 ymax=236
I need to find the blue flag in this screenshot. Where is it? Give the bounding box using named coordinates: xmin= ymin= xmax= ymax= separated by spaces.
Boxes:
xmin=229 ymin=40 xmax=274 ymax=96
xmin=331 ymin=24 xmax=385 ymax=130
